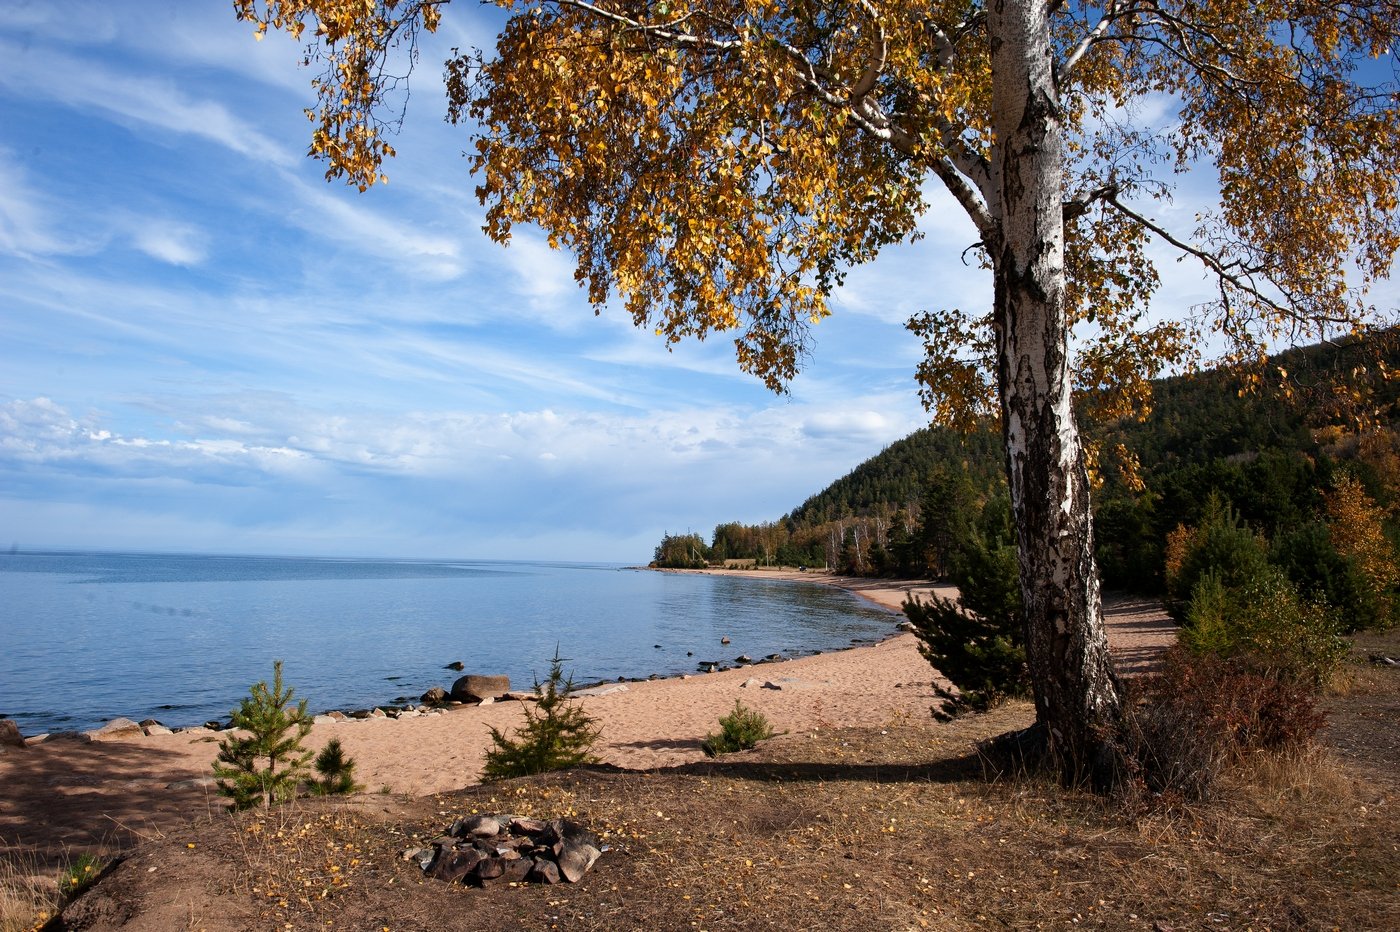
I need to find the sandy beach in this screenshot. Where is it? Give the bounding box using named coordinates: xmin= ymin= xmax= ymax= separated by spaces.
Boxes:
xmin=0 ymin=571 xmax=1174 ymax=857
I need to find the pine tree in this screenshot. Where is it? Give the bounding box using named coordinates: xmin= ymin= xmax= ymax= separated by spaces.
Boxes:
xmin=310 ymin=737 xmax=360 ymax=796
xmin=213 ymin=661 xmax=314 ymax=810
xmin=481 ymin=650 xmax=601 ymax=782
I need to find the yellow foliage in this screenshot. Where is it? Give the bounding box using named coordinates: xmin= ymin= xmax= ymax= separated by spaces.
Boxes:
xmin=238 ymin=0 xmax=1400 ymax=418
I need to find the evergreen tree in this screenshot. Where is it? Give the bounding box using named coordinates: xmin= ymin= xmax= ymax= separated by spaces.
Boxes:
xmin=904 ymin=523 xmax=1028 ymax=721
xmin=213 ymin=661 xmax=314 ymax=810
xmin=481 ymin=650 xmax=601 ymax=781
xmin=310 ymin=737 xmax=361 ymax=796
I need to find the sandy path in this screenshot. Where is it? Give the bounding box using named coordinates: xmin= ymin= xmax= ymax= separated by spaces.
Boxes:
xmin=0 ymin=571 xmax=1174 ymax=857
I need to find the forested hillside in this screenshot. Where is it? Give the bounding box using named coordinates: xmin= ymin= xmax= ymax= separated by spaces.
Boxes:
xmin=654 ymin=333 xmax=1400 ymax=612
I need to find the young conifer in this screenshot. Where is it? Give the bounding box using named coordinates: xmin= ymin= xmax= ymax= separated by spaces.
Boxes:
xmin=310 ymin=737 xmax=360 ymax=796
xmin=213 ymin=661 xmax=313 ymax=810
xmin=481 ymin=649 xmax=600 ymax=782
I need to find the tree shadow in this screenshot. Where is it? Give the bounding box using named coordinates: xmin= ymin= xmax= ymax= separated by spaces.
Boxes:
xmin=627 ymin=747 xmax=992 ymax=786
xmin=607 ymin=738 xmax=705 ymax=753
xmin=0 ymin=738 xmax=223 ymax=868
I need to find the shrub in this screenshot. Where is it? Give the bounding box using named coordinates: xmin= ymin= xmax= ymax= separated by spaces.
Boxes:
xmin=1164 ymin=497 xmax=1272 ymax=622
xmin=1181 ymin=568 xmax=1346 ymax=686
xmin=308 ymin=738 xmax=360 ymax=796
xmin=213 ymin=661 xmax=314 ymax=810
xmin=481 ymin=650 xmax=601 ymax=782
xmin=903 ymin=539 xmax=1027 ymax=720
xmin=1111 ymin=646 xmax=1326 ymax=801
xmin=1272 ymin=522 xmax=1381 ymax=632
xmin=701 ymin=701 xmax=775 ymax=756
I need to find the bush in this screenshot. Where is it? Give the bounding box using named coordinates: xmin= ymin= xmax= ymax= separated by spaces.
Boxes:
xmin=1181 ymin=568 xmax=1346 ymax=686
xmin=308 ymin=738 xmax=360 ymax=796
xmin=701 ymin=701 xmax=775 ymax=756
xmin=1272 ymin=521 xmax=1381 ymax=632
xmin=1111 ymin=647 xmax=1326 ymax=801
xmin=1164 ymin=497 xmax=1273 ymax=622
xmin=903 ymin=539 xmax=1027 ymax=720
xmin=481 ymin=650 xmax=601 ymax=782
xmin=212 ymin=661 xmax=314 ymax=810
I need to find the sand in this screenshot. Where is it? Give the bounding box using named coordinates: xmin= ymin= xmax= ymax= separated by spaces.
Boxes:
xmin=0 ymin=571 xmax=1174 ymax=856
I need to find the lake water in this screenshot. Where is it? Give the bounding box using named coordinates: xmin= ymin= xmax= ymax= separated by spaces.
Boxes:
xmin=0 ymin=551 xmax=900 ymax=736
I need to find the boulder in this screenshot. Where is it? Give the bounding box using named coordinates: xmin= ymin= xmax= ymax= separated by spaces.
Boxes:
xmin=450 ymin=674 xmax=511 ymax=703
xmin=89 ymin=718 xmax=143 ymax=739
xmin=420 ymin=686 xmax=449 ymax=706
xmin=142 ymin=723 xmax=174 ymax=736
xmin=42 ymin=731 xmax=92 ymax=744
xmin=0 ymin=719 xmax=24 ymax=748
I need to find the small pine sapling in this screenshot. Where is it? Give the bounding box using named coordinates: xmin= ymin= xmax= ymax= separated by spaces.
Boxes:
xmin=309 ymin=737 xmax=360 ymax=796
xmin=213 ymin=661 xmax=313 ymax=809
xmin=701 ymin=700 xmax=775 ymax=756
xmin=481 ymin=649 xmax=601 ymax=781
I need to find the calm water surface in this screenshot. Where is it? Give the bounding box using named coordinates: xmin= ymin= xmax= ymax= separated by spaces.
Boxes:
xmin=0 ymin=552 xmax=899 ymax=735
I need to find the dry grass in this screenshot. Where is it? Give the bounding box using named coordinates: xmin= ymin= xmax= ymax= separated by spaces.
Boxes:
xmin=0 ymin=848 xmax=55 ymax=932
xmin=48 ymin=697 xmax=1400 ymax=931
xmin=32 ymin=634 xmax=1400 ymax=930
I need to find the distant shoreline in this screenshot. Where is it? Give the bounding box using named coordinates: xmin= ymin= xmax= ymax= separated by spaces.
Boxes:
xmin=642 ymin=564 xmax=956 ymax=615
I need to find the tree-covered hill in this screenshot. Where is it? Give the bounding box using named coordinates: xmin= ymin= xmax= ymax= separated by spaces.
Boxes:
xmin=655 ymin=332 xmax=1400 ymax=602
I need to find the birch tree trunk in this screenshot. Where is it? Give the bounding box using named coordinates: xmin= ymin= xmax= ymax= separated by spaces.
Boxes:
xmin=988 ymin=0 xmax=1122 ymax=782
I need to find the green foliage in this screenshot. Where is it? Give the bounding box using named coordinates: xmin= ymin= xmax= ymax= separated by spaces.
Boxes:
xmin=57 ymin=854 xmax=102 ymax=900
xmin=701 ymin=701 xmax=775 ymax=756
xmin=481 ymin=651 xmax=601 ymax=782
xmin=213 ymin=661 xmax=314 ymax=810
xmin=309 ymin=738 xmax=360 ymax=796
xmin=904 ymin=533 xmax=1027 ymax=721
xmin=1272 ymin=522 xmax=1381 ymax=633
xmin=911 ymin=465 xmax=979 ymax=580
xmin=1164 ymin=498 xmax=1273 ymax=622
xmin=653 ymin=532 xmax=709 ymax=569
xmin=1167 ymin=502 xmax=1348 ymax=685
xmin=1181 ymin=571 xmax=1346 ymax=687
xmin=786 ymin=426 xmax=1005 ymax=528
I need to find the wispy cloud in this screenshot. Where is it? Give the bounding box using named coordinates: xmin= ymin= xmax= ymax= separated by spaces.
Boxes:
xmin=0 ymin=148 xmax=105 ymax=258
xmin=0 ymin=38 xmax=295 ymax=167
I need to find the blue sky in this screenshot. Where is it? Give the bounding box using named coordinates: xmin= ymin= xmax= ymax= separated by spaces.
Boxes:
xmin=0 ymin=1 xmax=1267 ymax=562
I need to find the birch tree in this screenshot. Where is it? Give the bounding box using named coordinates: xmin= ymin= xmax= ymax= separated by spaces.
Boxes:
xmin=234 ymin=0 xmax=1400 ymax=782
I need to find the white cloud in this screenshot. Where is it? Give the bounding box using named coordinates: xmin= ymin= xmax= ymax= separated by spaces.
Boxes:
xmin=130 ymin=219 xmax=207 ymax=266
xmin=281 ymin=176 xmax=465 ymax=280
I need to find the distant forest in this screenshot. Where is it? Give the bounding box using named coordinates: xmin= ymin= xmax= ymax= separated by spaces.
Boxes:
xmin=653 ymin=332 xmax=1400 ymax=612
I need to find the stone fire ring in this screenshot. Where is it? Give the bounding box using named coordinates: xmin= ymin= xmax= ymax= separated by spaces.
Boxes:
xmin=404 ymin=813 xmax=606 ymax=887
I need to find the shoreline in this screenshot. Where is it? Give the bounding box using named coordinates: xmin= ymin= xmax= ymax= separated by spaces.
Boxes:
xmin=6 ymin=566 xmax=934 ymax=741
xmin=0 ymin=573 xmax=1177 ymax=857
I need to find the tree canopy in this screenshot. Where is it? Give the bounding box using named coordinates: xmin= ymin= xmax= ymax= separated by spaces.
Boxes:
xmin=238 ymin=0 xmax=1398 ymax=414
